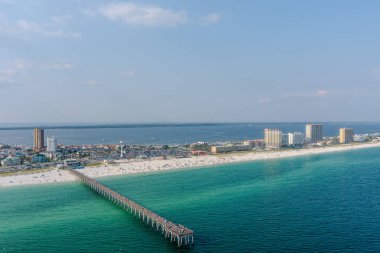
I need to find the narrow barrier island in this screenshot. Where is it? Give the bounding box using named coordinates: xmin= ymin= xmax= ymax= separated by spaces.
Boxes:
xmin=68 ymin=169 xmax=194 ymax=248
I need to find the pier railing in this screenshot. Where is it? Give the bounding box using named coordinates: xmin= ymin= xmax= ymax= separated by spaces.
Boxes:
xmin=67 ymin=169 xmax=194 ymax=247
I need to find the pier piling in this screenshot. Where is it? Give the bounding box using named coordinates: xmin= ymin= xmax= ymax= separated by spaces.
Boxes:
xmin=67 ymin=169 xmax=194 ymax=248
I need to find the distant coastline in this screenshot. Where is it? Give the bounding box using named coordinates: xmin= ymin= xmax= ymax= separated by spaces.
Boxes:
xmin=0 ymin=123 xmax=239 ymax=131
xmin=2 ymin=122 xmax=380 ymax=146
xmin=1 ymin=122 xmax=380 ymax=131
xmin=1 ymin=141 xmax=380 ymax=188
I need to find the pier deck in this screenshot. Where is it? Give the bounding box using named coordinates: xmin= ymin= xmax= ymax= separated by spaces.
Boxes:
xmin=68 ymin=169 xmax=194 ymax=247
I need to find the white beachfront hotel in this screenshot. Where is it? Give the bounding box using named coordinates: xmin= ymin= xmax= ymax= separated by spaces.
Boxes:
xmin=46 ymin=137 xmax=57 ymax=152
xmin=288 ymin=132 xmax=305 ymax=146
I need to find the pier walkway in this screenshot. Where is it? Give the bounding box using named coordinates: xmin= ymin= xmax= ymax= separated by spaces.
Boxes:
xmin=68 ymin=169 xmax=194 ymax=247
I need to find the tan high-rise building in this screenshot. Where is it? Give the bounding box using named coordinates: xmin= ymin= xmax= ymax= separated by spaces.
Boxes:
xmin=264 ymin=129 xmax=282 ymax=148
xmin=339 ymin=128 xmax=354 ymax=144
xmin=34 ymin=128 xmax=44 ymax=151
xmin=305 ymin=124 xmax=323 ymax=143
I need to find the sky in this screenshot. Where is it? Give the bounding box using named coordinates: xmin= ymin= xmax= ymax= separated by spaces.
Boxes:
xmin=1 ymin=0 xmax=380 ymax=123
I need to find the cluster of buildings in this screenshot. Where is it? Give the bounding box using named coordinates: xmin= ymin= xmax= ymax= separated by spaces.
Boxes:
xmin=264 ymin=124 xmax=322 ymax=148
xmin=210 ymin=124 xmax=356 ymax=153
xmin=0 ymin=125 xmax=377 ymax=169
xmin=263 ymin=124 xmax=355 ymax=148
xmin=1 ymin=156 xmax=22 ymax=167
xmin=0 ymin=144 xmax=51 ymax=169
xmin=0 ymin=128 xmax=191 ymax=170
xmin=34 ymin=128 xmax=57 ymax=152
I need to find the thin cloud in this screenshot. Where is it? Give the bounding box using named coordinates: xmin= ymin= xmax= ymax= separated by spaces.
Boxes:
xmin=0 ymin=59 xmax=29 ymax=82
xmin=51 ymin=15 xmax=72 ymax=25
xmin=0 ymin=69 xmax=15 ymax=82
xmin=86 ymin=80 xmax=98 ymax=86
xmin=0 ymin=0 xmax=15 ymax=4
xmin=14 ymin=59 xmax=28 ymax=70
xmin=200 ymin=13 xmax=220 ymax=24
xmin=279 ymin=89 xmax=330 ymax=98
xmin=0 ymin=12 xmax=80 ymax=39
xmin=94 ymin=2 xmax=220 ymax=27
xmin=44 ymin=63 xmax=74 ymax=70
xmin=1 ymin=59 xmax=75 ymax=87
xmin=316 ymin=89 xmax=328 ymax=96
xmin=0 ymin=59 xmax=31 ymax=89
xmin=98 ymin=2 xmax=188 ymax=27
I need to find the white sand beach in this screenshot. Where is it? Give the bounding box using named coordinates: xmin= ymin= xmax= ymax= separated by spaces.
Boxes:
xmin=1 ymin=141 xmax=380 ymax=188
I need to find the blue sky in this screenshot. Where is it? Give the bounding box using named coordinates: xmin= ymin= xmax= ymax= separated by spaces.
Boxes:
xmin=1 ymin=0 xmax=380 ymax=123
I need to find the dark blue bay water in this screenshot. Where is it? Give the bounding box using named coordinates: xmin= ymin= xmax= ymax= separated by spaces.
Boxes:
xmin=1 ymin=122 xmax=380 ymax=145
xmin=1 ymin=147 xmax=380 ymax=252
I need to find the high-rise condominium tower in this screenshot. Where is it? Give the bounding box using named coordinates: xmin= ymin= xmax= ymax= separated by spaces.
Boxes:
xmin=34 ymin=128 xmax=44 ymax=151
xmin=305 ymin=124 xmax=323 ymax=143
xmin=47 ymin=137 xmax=57 ymax=152
xmin=264 ymin=129 xmax=283 ymax=148
xmin=339 ymin=128 xmax=354 ymax=144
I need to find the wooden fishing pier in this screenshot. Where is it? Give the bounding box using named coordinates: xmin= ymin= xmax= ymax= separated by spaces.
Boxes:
xmin=68 ymin=169 xmax=194 ymax=248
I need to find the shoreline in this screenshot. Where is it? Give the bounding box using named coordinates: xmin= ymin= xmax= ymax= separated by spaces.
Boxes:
xmin=1 ymin=141 xmax=380 ymax=188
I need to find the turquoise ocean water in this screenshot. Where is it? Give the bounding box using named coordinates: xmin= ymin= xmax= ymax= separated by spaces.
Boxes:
xmin=1 ymin=148 xmax=380 ymax=252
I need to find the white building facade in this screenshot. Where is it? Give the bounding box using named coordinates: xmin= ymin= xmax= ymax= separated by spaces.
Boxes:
xmin=47 ymin=137 xmax=57 ymax=152
xmin=1 ymin=157 xmax=21 ymax=166
xmin=288 ymin=132 xmax=305 ymax=145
